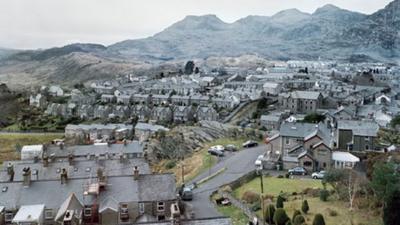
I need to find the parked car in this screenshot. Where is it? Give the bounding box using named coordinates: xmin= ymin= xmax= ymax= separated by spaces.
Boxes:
xmin=181 ymin=187 xmax=193 ymax=201
xmin=225 ymin=144 xmax=238 ymax=152
xmin=311 ymin=170 xmax=326 ymax=179
xmin=242 ymin=140 xmax=259 ymax=148
xmin=255 ymin=154 xmax=264 ymax=168
xmin=209 ymin=145 xmax=225 ymax=152
xmin=208 ymin=148 xmax=224 ymax=157
xmin=288 ymin=167 xmax=307 ymax=175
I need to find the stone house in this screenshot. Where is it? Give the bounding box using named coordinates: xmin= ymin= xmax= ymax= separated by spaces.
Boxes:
xmin=101 ymin=94 xmax=117 ymax=104
xmin=134 ymin=123 xmax=169 ymax=142
xmin=336 ymin=120 xmax=380 ymax=151
xmin=260 ymin=113 xmax=283 ymax=130
xmin=196 ymin=106 xmax=218 ymax=121
xmin=278 ymin=91 xmax=323 ymax=113
xmin=29 ymin=94 xmax=47 ymax=109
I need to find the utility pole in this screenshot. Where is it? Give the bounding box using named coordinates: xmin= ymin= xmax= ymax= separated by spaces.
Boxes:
xmin=181 ymin=163 xmax=185 ymax=184
xmin=259 ymin=170 xmax=265 ymax=225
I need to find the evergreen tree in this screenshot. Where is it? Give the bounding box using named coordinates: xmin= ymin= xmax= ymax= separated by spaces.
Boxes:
xmin=264 ymin=204 xmax=276 ymax=225
xmin=273 ymin=208 xmax=289 ymax=225
xmin=184 ymin=61 xmax=195 ymax=75
xmin=301 ymin=200 xmax=309 ymax=214
xmin=293 ymin=215 xmax=305 ymax=225
xmin=292 ymin=210 xmax=302 ymax=222
xmin=383 ymin=189 xmax=400 ymax=225
xmin=312 ymin=214 xmax=326 ymax=225
xmin=276 ymin=195 xmax=285 ymax=208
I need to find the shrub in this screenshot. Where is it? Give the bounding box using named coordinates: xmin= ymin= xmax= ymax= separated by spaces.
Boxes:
xmin=265 ymin=204 xmax=276 ymax=224
xmin=319 ymin=189 xmax=329 ymax=202
xmin=301 ymin=200 xmax=309 ymax=214
xmin=276 ymin=195 xmax=285 ymax=208
xmin=327 ymin=208 xmax=338 ymax=217
xmin=242 ymin=191 xmax=260 ymax=204
xmin=292 ymin=192 xmax=298 ymax=196
xmin=164 ymin=160 xmax=176 ymax=169
xmin=277 ymin=175 xmax=284 ymax=178
xmin=221 ymin=185 xmax=232 ymax=193
xmin=250 ymin=201 xmax=261 ymax=211
xmin=285 ymin=173 xmax=290 ymax=178
xmin=292 ymin=210 xmax=302 ymax=222
xmin=286 ymin=221 xmax=293 ymax=225
xmin=293 ymin=215 xmax=306 ymax=225
xmin=273 ymin=208 xmax=290 ymax=225
xmin=312 ymin=214 xmax=326 ymax=225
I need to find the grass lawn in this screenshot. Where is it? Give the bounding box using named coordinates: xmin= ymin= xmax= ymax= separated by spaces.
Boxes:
xmin=154 ymin=137 xmax=251 ymax=185
xmin=233 ymin=176 xmax=325 ymax=197
xmin=233 ymin=176 xmax=383 ymax=225
xmin=212 ymin=194 xmax=249 ymax=225
xmin=0 ymin=133 xmax=64 ymax=163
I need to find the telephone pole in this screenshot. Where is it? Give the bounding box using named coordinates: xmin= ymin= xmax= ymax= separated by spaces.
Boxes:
xmin=259 ymin=170 xmax=265 ymax=225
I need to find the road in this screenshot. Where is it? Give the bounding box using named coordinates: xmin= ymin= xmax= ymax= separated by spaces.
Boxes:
xmin=186 ymin=144 xmax=268 ymax=218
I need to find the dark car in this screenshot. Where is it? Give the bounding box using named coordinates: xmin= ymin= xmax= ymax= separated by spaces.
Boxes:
xmin=181 ymin=187 xmax=193 ymax=201
xmin=208 ymin=149 xmax=224 ymax=157
xmin=242 ymin=140 xmax=259 ymax=148
xmin=288 ymin=167 xmax=307 ymax=175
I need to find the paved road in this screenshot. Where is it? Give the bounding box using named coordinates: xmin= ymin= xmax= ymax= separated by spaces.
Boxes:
xmin=186 ymin=144 xmax=268 ymax=218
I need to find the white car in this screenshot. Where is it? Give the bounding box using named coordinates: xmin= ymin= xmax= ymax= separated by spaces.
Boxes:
xmin=254 ymin=154 xmax=264 ymax=167
xmin=210 ymin=145 xmax=225 ymax=152
xmin=311 ymin=170 xmax=326 ymax=179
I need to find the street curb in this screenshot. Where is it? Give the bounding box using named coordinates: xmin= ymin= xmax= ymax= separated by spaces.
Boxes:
xmin=197 ymin=167 xmax=227 ymax=185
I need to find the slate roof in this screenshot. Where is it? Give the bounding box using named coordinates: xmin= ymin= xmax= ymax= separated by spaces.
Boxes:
xmin=46 ymin=142 xmax=144 ymax=158
xmin=0 ymin=174 xmax=176 ymax=210
xmin=337 ymin=120 xmax=379 ymax=137
xmin=0 ymin=158 xmax=151 ymax=182
xmin=135 ymin=123 xmax=169 ymax=132
xmin=290 ymin=91 xmax=321 ymax=100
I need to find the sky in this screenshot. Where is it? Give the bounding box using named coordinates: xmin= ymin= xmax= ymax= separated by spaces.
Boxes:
xmin=0 ymin=0 xmax=393 ymax=50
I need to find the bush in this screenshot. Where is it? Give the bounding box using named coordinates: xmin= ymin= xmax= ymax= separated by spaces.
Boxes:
xmin=292 ymin=210 xmax=302 ymax=222
xmin=301 ymin=200 xmax=309 ymax=214
xmin=221 ymin=185 xmax=232 ymax=193
xmin=242 ymin=191 xmax=260 ymax=204
xmin=273 ymin=208 xmax=290 ymax=225
xmin=276 ymin=195 xmax=285 ymax=208
xmin=265 ymin=204 xmax=276 ymax=224
xmin=292 ymin=192 xmax=298 ymax=196
xmin=319 ymin=189 xmax=329 ymax=202
xmin=277 ymin=175 xmax=284 ymax=178
xmin=312 ymin=214 xmax=326 ymax=225
xmin=250 ymin=201 xmax=261 ymax=211
xmin=286 ymin=221 xmax=293 ymax=225
xmin=164 ymin=160 xmax=176 ymax=169
xmin=293 ymin=215 xmax=306 ymax=225
xmin=285 ymin=173 xmax=290 ymax=178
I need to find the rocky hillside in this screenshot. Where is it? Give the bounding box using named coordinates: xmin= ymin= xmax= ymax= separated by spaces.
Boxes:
xmin=109 ymin=0 xmax=400 ymax=62
xmin=145 ymin=121 xmax=262 ymax=161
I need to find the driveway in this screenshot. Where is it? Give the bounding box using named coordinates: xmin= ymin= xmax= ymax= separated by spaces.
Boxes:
xmin=186 ymin=144 xmax=268 ymax=218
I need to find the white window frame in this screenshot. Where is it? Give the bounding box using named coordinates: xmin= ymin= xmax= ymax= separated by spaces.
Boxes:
xmin=45 ymin=209 xmax=53 ymax=219
xmin=157 ymin=202 xmax=165 ymax=212
xmin=139 ymin=203 xmax=145 ymax=214
xmin=84 ymin=207 xmax=92 ymax=217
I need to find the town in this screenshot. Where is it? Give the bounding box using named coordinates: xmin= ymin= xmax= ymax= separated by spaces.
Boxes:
xmin=0 ymin=58 xmax=399 ymax=225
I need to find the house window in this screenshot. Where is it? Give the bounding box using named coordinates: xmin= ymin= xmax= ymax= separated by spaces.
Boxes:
xmin=365 ymin=145 xmax=369 ymax=150
xmin=303 ymin=161 xmax=312 ymax=167
xmin=323 ymin=162 xmax=327 ymax=168
xmin=139 ymin=203 xmax=145 ymax=214
xmin=365 ymin=137 xmax=370 ymax=142
xmin=285 ymin=138 xmax=290 ymax=145
xmin=5 ymin=213 xmax=13 ymax=222
xmin=84 ymin=207 xmax=92 ymax=217
xmin=45 ymin=209 xmax=53 ymax=219
xmin=157 ymin=202 xmax=165 ymax=212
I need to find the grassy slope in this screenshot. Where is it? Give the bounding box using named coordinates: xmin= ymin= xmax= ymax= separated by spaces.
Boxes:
xmin=0 ymin=133 xmax=64 ymax=163
xmin=233 ymin=177 xmax=383 ymax=225
xmin=154 ymin=137 xmax=250 ymax=185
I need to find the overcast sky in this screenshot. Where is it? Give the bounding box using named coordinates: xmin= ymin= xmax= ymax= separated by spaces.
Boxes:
xmin=0 ymin=0 xmax=392 ymax=50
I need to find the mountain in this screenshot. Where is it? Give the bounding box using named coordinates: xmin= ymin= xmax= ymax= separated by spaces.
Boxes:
xmin=108 ymin=0 xmax=400 ymax=62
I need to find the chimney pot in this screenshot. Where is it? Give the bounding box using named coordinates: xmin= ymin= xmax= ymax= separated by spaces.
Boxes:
xmin=133 ymin=166 xmax=139 ymax=180
xmin=43 ymin=154 xmax=49 ymax=167
xmin=22 ymin=167 xmax=31 ymax=187
xmin=61 ymin=168 xmax=68 ymax=184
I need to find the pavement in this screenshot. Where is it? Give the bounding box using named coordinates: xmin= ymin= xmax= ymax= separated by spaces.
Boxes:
xmin=185 ymin=144 xmax=269 ymax=218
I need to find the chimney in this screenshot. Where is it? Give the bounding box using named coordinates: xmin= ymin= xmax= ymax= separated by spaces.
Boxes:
xmin=61 ymin=168 xmax=68 ymax=184
xmin=97 ymin=167 xmax=105 ymax=183
xmin=133 ymin=166 xmax=139 ymax=180
xmin=68 ymin=154 xmax=74 ymax=166
xmin=22 ymin=167 xmax=31 ymax=187
xmin=123 ymin=139 xmax=127 ymax=146
xmin=43 ymin=154 xmax=49 ymax=167
xmin=7 ymin=163 xmax=14 ymax=182
xmin=59 ymin=142 xmax=64 ymax=150
xmin=107 ymin=141 xmax=111 ymax=147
